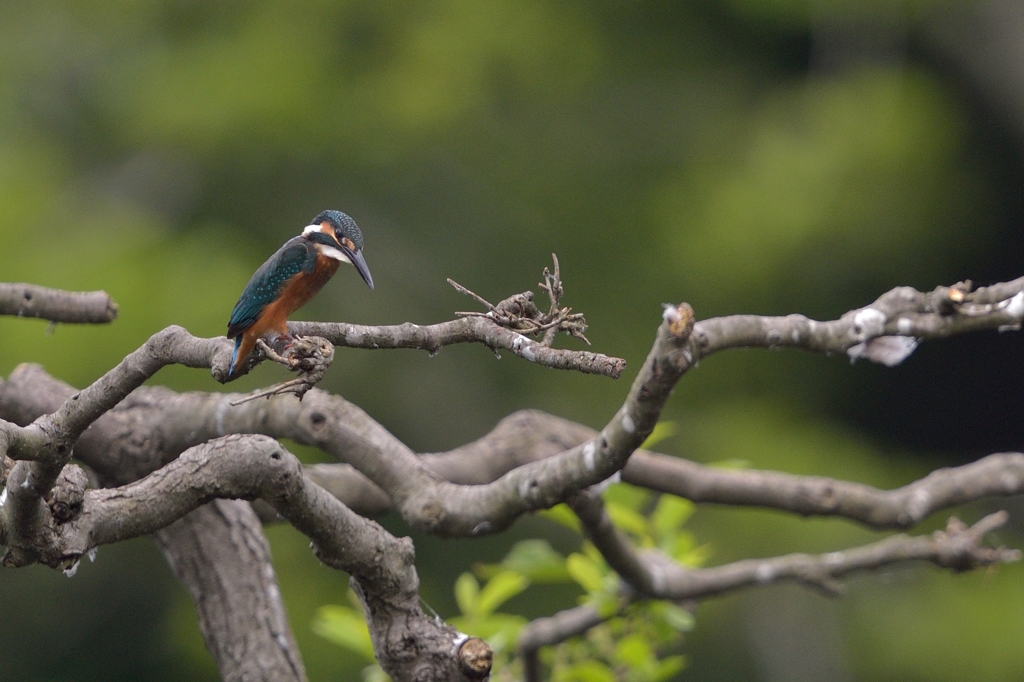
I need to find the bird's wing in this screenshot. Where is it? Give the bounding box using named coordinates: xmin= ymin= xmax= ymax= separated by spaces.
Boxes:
xmin=227 ymin=237 xmax=316 ymax=338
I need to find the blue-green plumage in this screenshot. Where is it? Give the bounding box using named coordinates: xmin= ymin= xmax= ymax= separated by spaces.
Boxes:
xmin=227 ymin=238 xmax=317 ymax=339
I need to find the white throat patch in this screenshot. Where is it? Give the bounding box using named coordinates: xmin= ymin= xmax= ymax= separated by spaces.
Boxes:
xmin=316 ymin=243 xmax=351 ymax=264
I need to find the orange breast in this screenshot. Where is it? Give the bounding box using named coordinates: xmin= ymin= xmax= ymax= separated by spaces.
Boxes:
xmin=249 ymin=254 xmax=340 ymax=338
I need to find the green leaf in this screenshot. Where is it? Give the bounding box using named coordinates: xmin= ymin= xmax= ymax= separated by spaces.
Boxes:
xmin=653 ymin=655 xmax=688 ymax=681
xmin=604 ymin=501 xmax=651 ymax=540
xmin=311 ymin=605 xmax=375 ymax=661
xmin=678 ymin=542 xmax=713 ymax=568
xmin=476 ymin=570 xmax=529 ymax=616
xmin=593 ymin=592 xmax=620 ymax=619
xmin=665 ymin=530 xmax=694 ymax=560
xmin=449 ymin=612 xmax=527 ymax=649
xmin=659 ymin=603 xmax=696 ymax=632
xmin=582 ymin=541 xmax=605 ymax=566
xmin=500 ymin=539 xmax=571 ymax=582
xmin=454 ymin=572 xmax=480 ymax=617
xmin=650 ymin=495 xmax=695 ymax=538
xmin=566 ymin=553 xmax=605 ymax=593
xmin=614 ymin=632 xmax=653 ymax=667
xmin=602 ymin=482 xmax=651 ymax=511
xmin=640 ymin=421 xmax=677 ymax=449
xmin=538 ymin=504 xmax=581 ymax=533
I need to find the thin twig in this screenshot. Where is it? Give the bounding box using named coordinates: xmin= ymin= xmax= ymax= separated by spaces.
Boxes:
xmin=447 ymin=278 xmax=496 ymax=310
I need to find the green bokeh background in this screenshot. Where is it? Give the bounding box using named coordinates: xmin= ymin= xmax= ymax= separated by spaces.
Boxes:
xmin=1 ymin=1 xmax=1022 ymax=680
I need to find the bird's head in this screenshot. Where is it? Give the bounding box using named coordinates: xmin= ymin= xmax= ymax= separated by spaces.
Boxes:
xmin=303 ymin=210 xmax=374 ymax=289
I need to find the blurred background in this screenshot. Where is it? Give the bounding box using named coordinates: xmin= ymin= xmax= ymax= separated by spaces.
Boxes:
xmin=1 ymin=1 xmax=1023 ymax=680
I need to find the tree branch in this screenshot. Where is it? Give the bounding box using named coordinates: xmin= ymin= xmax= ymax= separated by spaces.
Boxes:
xmin=0 ymin=433 xmax=490 ymax=682
xmin=518 ymin=603 xmax=606 ymax=682
xmin=519 ymin=500 xmax=1019 ymax=681
xmin=154 ymin=500 xmax=307 ymax=682
xmin=0 ymin=283 xmax=118 ymax=324
xmin=574 ymin=492 xmax=1020 ymax=601
xmin=7 ymin=365 xmax=1024 ymax=540
xmin=689 ymin=277 xmax=1024 ymax=366
xmin=290 ymin=314 xmax=623 ymax=378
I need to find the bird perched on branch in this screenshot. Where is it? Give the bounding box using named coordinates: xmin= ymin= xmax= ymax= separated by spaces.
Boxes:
xmin=226 ymin=210 xmax=374 ymax=377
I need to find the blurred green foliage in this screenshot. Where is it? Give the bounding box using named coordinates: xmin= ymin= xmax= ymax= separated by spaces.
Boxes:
xmin=1 ymin=1 xmax=1022 ymax=680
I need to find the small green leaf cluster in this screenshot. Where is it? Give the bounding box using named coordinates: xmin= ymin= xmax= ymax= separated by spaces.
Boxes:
xmin=530 ymin=482 xmax=706 ymax=681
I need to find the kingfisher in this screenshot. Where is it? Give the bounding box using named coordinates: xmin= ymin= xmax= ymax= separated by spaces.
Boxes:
xmin=226 ymin=209 xmax=374 ymax=377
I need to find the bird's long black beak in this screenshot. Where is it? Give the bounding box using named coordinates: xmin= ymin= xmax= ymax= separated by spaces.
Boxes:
xmin=348 ymin=248 xmax=374 ymax=290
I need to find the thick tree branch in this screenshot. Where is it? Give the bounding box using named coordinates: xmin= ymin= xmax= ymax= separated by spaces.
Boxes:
xmin=0 ymin=283 xmax=118 ymax=324
xmin=0 ymin=433 xmax=489 ymax=682
xmin=7 ymin=366 xmax=1024 ymax=539
xmin=154 ymin=500 xmax=307 ymax=682
xmin=0 ymin=326 xmax=228 ymax=564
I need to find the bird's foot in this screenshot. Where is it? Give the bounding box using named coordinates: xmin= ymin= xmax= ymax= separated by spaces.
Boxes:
xmin=259 ymin=337 xmax=297 ymax=368
xmin=229 ymin=336 xmax=335 ymax=406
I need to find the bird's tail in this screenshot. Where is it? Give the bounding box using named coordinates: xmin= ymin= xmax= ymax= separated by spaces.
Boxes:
xmin=228 ymin=336 xmax=242 ymax=377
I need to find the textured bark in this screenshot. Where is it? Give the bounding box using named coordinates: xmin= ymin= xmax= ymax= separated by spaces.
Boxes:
xmin=0 ymin=433 xmax=486 ymax=682
xmin=154 ymin=500 xmax=306 ymax=682
xmin=291 ymin=315 xmax=625 ymax=377
xmin=0 ymin=283 xmax=118 ymax=323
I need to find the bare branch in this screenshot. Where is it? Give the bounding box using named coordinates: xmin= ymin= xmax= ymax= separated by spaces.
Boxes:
xmin=448 ymin=277 xmax=497 ymax=310
xmin=568 ymin=492 xmax=659 ymax=595
xmin=0 ymin=326 xmax=229 ymax=563
xmin=518 ymin=604 xmax=606 ymax=682
xmin=0 ymin=283 xmax=118 ymax=324
xmin=689 ymin=277 xmax=1024 ymax=365
xmin=519 ymin=504 xmax=1019 ymax=681
xmin=572 ymin=492 xmax=1019 ymax=602
xmin=291 ymin=313 xmax=621 ymax=377
xmin=422 ymin=413 xmax=1024 ymax=531
xmin=649 ymin=513 xmax=1021 ymax=599
xmin=623 ymin=450 xmax=1024 ymax=528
